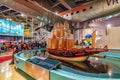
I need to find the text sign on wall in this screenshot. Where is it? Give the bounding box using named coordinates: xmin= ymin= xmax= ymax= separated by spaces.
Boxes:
xmin=24 ymin=29 xmax=30 ymax=36
xmin=27 ymin=57 xmax=61 ymax=70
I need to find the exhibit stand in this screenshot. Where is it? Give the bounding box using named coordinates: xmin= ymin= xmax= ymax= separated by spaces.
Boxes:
xmin=14 ymin=49 xmax=120 ymax=80
xmin=14 ymin=49 xmax=61 ymax=80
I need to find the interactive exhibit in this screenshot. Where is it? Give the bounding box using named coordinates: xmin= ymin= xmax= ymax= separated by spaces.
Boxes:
xmin=14 ymin=21 xmax=120 ymax=80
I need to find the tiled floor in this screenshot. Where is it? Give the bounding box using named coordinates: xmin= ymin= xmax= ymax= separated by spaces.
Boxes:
xmin=0 ymin=60 xmax=27 ymax=80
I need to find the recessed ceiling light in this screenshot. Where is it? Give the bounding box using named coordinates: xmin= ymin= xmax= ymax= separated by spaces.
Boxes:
xmin=55 ymin=12 xmax=58 ymax=15
xmin=21 ymin=13 xmax=26 ymax=17
xmin=107 ymin=24 xmax=112 ymax=28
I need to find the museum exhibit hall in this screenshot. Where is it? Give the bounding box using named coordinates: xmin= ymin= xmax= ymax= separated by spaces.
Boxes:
xmin=0 ymin=0 xmax=120 ymax=80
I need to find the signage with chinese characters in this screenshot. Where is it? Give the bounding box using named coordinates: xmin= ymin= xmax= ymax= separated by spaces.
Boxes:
xmin=24 ymin=29 xmax=30 ymax=36
xmin=27 ymin=57 xmax=61 ymax=70
xmin=0 ymin=18 xmax=24 ymax=36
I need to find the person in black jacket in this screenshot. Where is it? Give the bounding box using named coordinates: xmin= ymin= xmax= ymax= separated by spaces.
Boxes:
xmin=40 ymin=37 xmax=47 ymax=53
xmin=10 ymin=42 xmax=17 ymax=64
xmin=40 ymin=37 xmax=47 ymax=48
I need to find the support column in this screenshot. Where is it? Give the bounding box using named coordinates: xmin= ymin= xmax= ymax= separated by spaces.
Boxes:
xmin=31 ymin=17 xmax=34 ymax=41
xmin=22 ymin=36 xmax=24 ymax=42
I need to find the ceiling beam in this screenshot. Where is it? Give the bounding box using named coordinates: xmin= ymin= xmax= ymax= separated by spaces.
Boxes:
xmin=0 ymin=3 xmax=3 ymax=7
xmin=33 ymin=0 xmax=62 ymax=13
xmin=0 ymin=0 xmax=39 ymax=17
xmin=0 ymin=12 xmax=25 ymax=23
xmin=75 ymin=0 xmax=96 ymax=6
xmin=0 ymin=9 xmax=11 ymax=14
xmin=63 ymin=0 xmax=76 ymax=8
xmin=51 ymin=2 xmax=61 ymax=8
xmin=0 ymin=0 xmax=65 ymax=23
xmin=59 ymin=0 xmax=72 ymax=10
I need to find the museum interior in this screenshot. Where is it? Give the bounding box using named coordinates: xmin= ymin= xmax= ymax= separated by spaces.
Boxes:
xmin=0 ymin=0 xmax=120 ymax=80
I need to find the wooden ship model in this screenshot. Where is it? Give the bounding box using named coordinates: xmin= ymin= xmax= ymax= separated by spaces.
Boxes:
xmin=46 ymin=21 xmax=108 ymax=62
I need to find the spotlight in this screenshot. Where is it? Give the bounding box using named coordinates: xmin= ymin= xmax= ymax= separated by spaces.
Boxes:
xmin=55 ymin=12 xmax=58 ymax=15
xmin=107 ymin=24 xmax=112 ymax=28
xmin=21 ymin=13 xmax=26 ymax=17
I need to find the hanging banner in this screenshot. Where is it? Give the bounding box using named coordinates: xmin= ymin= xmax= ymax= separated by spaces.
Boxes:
xmin=24 ymin=29 xmax=30 ymax=36
xmin=0 ymin=18 xmax=24 ymax=36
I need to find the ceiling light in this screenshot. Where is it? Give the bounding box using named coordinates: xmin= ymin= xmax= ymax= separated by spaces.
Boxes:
xmin=21 ymin=13 xmax=26 ymax=17
xmin=106 ymin=15 xmax=112 ymax=19
xmin=55 ymin=12 xmax=58 ymax=15
xmin=9 ymin=19 xmax=12 ymax=21
xmin=6 ymin=18 xmax=12 ymax=21
xmin=96 ymin=31 xmax=98 ymax=35
xmin=6 ymin=18 xmax=9 ymax=20
xmin=107 ymin=24 xmax=112 ymax=28
xmin=95 ymin=57 xmax=98 ymax=60
xmin=108 ymin=70 xmax=112 ymax=77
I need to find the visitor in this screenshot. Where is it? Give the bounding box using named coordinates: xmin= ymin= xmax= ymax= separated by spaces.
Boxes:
xmin=40 ymin=37 xmax=47 ymax=53
xmin=40 ymin=37 xmax=47 ymax=48
xmin=10 ymin=42 xmax=18 ymax=64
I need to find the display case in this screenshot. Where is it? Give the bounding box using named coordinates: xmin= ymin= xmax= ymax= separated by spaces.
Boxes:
xmin=14 ymin=49 xmax=120 ymax=80
xmin=14 ymin=49 xmax=61 ymax=80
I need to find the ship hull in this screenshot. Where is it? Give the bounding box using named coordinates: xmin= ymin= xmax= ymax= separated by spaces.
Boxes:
xmin=49 ymin=54 xmax=89 ymax=62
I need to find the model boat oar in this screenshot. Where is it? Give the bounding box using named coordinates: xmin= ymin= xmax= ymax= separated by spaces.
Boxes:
xmin=91 ymin=54 xmax=106 ymax=58
xmin=91 ymin=52 xmax=120 ymax=59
